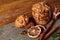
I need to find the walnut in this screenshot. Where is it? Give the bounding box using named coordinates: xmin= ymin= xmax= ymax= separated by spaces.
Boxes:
xmin=32 ymin=2 xmax=51 ymax=25
xmin=15 ymin=15 xmax=29 ymax=28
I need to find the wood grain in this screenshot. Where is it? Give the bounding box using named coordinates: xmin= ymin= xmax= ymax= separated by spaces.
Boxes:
xmin=0 ymin=0 xmax=60 ymax=27
xmin=0 ymin=0 xmax=42 ymax=27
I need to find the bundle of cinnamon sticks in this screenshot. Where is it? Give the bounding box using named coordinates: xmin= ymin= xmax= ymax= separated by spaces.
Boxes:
xmin=38 ymin=20 xmax=59 ymax=40
xmin=38 ymin=6 xmax=60 ymax=40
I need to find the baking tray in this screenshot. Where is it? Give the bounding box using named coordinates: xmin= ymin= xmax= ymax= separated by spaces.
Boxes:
xmin=0 ymin=18 xmax=60 ymax=40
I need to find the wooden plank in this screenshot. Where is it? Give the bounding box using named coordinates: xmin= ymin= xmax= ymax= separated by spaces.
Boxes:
xmin=0 ymin=0 xmax=42 ymax=27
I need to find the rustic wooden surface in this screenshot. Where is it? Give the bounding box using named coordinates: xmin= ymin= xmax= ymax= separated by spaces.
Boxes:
xmin=0 ymin=0 xmax=60 ymax=27
xmin=0 ymin=0 xmax=43 ymax=27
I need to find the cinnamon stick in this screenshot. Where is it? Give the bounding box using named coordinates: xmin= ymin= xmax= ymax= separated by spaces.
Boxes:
xmin=38 ymin=19 xmax=54 ymax=40
xmin=44 ymin=26 xmax=59 ymax=40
